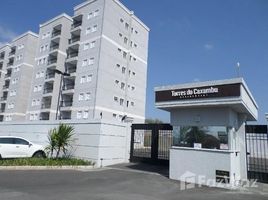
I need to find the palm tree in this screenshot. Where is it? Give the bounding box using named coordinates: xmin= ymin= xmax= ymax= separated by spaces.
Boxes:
xmin=46 ymin=124 xmax=75 ymax=158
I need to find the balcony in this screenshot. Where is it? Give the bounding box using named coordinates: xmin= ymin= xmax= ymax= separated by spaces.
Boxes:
xmin=60 ymin=100 xmax=73 ymax=107
xmin=43 ymin=87 xmax=53 ymax=94
xmin=71 ymin=15 xmax=83 ymax=31
xmin=41 ymin=103 xmax=51 ymax=109
xmin=51 ymin=30 xmax=61 ymax=38
xmin=47 ymin=58 xmax=57 ymax=66
xmin=71 ymin=21 xmax=82 ymax=30
xmin=9 ymin=48 xmax=16 ymax=57
xmin=60 ymin=111 xmax=72 ymax=120
xmin=62 ymin=83 xmax=75 ymax=91
xmin=2 ymin=84 xmax=9 ymax=90
xmin=49 ymin=44 xmax=59 ymax=52
xmin=66 ymin=64 xmax=77 ymax=74
xmin=0 ymin=96 xmax=7 ymax=101
xmin=69 ymin=36 xmax=80 ymax=45
xmin=4 ymin=73 xmax=12 ymax=79
xmin=45 ymin=71 xmax=55 ymax=80
xmin=0 ymin=106 xmax=5 ymax=113
xmin=40 ymin=112 xmax=50 ymax=120
xmin=0 ymin=53 xmax=4 ymax=60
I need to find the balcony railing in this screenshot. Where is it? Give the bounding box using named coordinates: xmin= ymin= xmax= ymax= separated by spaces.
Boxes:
xmin=49 ymin=45 xmax=59 ymax=51
xmin=69 ymin=37 xmax=80 ymax=44
xmin=41 ymin=103 xmax=51 ymax=109
xmin=45 ymin=72 xmax=55 ymax=79
xmin=47 ymin=59 xmax=57 ymax=65
xmin=51 ymin=30 xmax=61 ymax=38
xmin=7 ymin=62 xmax=14 ymax=67
xmin=66 ymin=66 xmax=77 ymax=74
xmin=9 ymin=51 xmax=16 ymax=56
xmin=62 ymin=83 xmax=75 ymax=91
xmin=0 ymin=96 xmax=7 ymax=101
xmin=60 ymin=100 xmax=73 ymax=107
xmin=0 ymin=108 xmax=5 ymax=113
xmin=2 ymin=85 xmax=9 ymax=89
xmin=0 ymin=55 xmax=4 ymax=60
xmin=71 ymin=21 xmax=82 ymax=29
xmin=43 ymin=87 xmax=53 ymax=94
xmin=4 ymin=73 xmax=11 ymax=78
xmin=67 ymin=52 xmax=78 ymax=59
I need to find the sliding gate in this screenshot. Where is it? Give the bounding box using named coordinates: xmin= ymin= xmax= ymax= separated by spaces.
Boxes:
xmin=130 ymin=124 xmax=173 ymax=165
xmin=246 ymin=125 xmax=268 ymax=183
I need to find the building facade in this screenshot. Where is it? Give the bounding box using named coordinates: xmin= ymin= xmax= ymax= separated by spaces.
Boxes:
xmin=0 ymin=0 xmax=149 ymax=123
xmin=0 ymin=32 xmax=39 ymax=122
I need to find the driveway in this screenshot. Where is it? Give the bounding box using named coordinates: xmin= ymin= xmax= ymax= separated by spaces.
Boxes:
xmin=0 ymin=163 xmax=267 ymax=200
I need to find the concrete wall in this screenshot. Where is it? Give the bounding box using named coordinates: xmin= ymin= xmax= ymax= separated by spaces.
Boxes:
xmin=0 ymin=119 xmax=131 ymax=167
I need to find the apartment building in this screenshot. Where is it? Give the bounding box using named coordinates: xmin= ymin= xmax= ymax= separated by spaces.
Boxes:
xmin=0 ymin=32 xmax=39 ymax=122
xmin=26 ymin=14 xmax=73 ymax=121
xmin=1 ymin=0 xmax=149 ymax=123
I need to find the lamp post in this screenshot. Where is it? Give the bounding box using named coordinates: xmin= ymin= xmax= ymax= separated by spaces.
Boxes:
xmin=53 ymin=69 xmax=70 ymax=120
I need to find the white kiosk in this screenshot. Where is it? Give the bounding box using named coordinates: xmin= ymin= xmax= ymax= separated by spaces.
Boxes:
xmin=155 ymin=78 xmax=258 ymax=188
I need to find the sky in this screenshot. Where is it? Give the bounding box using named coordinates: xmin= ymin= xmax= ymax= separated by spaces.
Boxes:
xmin=0 ymin=0 xmax=267 ymax=123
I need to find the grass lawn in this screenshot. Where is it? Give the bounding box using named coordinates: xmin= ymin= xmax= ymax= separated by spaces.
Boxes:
xmin=0 ymin=158 xmax=92 ymax=166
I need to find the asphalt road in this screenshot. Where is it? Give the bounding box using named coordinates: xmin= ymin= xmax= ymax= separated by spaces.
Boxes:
xmin=0 ymin=164 xmax=267 ymax=200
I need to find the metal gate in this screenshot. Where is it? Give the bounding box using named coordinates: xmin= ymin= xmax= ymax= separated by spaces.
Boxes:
xmin=130 ymin=124 xmax=173 ymax=165
xmin=245 ymin=125 xmax=268 ymax=183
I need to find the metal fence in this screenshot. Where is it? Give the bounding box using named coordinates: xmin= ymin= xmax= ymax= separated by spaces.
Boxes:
xmin=130 ymin=124 xmax=173 ymax=165
xmin=245 ymin=125 xmax=268 ymax=183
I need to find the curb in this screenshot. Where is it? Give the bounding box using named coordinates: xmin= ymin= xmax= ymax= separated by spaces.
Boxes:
xmin=0 ymin=165 xmax=95 ymax=170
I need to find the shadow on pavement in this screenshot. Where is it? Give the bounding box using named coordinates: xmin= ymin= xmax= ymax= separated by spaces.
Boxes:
xmin=109 ymin=162 xmax=169 ymax=177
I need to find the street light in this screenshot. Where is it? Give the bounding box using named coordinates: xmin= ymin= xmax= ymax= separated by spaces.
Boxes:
xmin=53 ymin=69 xmax=70 ymax=120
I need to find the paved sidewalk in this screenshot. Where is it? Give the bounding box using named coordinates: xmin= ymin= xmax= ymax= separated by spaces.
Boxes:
xmin=0 ymin=164 xmax=267 ymax=200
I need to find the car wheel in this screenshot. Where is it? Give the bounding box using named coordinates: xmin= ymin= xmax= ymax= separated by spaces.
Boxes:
xmin=33 ymin=151 xmax=46 ymax=158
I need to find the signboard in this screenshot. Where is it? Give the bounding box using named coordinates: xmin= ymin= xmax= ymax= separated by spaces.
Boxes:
xmin=155 ymin=83 xmax=241 ymax=102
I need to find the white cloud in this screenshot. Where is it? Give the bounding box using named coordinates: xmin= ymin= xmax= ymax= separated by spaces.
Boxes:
xmin=0 ymin=25 xmax=17 ymax=45
xmin=204 ymin=43 xmax=214 ymax=50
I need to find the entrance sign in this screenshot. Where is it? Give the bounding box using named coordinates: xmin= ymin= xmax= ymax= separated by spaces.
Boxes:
xmin=155 ymin=83 xmax=241 ymax=102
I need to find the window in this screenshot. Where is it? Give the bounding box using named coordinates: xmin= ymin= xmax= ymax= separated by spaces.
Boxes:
xmin=84 ymin=43 xmax=89 ymax=50
xmin=77 ymin=111 xmax=82 ymax=119
xmin=40 ymin=71 xmax=45 ymax=78
xmin=38 ymin=85 xmax=42 ymax=91
xmin=123 ymin=51 xmax=127 ymax=59
xmin=94 ymin=9 xmax=99 ymax=17
xmin=36 ymin=72 xmax=40 ymax=78
xmin=134 ymin=43 xmax=138 ymax=48
xmin=32 ymin=100 xmax=36 ymax=106
xmin=82 ymin=59 xmax=88 ymax=67
xmin=131 ymin=102 xmax=135 ymax=106
xmin=36 ymin=99 xmax=40 ymax=106
xmin=30 ymin=114 xmax=34 ymax=121
xmin=87 ymin=74 xmax=92 ymax=82
xmin=34 ymin=113 xmax=39 ymax=120
xmin=116 ymin=64 xmax=120 ymax=68
xmin=86 ymin=27 xmax=91 ymax=35
xmin=88 ymin=12 xmax=93 ymax=19
xmin=79 ymin=93 xmax=84 ymax=101
xmin=122 ymin=67 xmax=126 ymax=74
xmin=173 ymin=126 xmax=230 ymax=150
xmin=119 ymin=33 xmax=123 ymax=37
xmin=92 ymin=25 xmax=97 ymax=32
xmin=14 ymin=138 xmax=29 ymax=145
xmin=12 ymin=78 xmax=18 ymax=84
xmin=131 ymin=86 xmax=135 ymax=91
xmin=5 ymin=115 xmax=12 ymax=121
xmin=124 ymin=37 xmax=128 ymax=44
xmin=89 ymin=57 xmax=94 ymax=65
xmin=10 ymin=90 xmax=16 ymax=97
xmin=18 ymin=44 xmax=24 ymax=50
xmin=90 ymin=41 xmax=96 ymax=48
xmin=120 ymin=18 xmax=124 ymax=23
xmin=83 ymin=110 xmax=89 ymax=119
xmin=114 ymin=96 xmax=118 ymax=102
xmin=121 ymin=82 xmax=125 ymax=90
xmin=113 ymin=113 xmax=117 ymax=118
xmin=0 ymin=138 xmax=13 ymax=144
xmin=125 ymin=23 xmax=129 ymax=30
xmin=115 ymin=80 xmax=119 ymax=84
xmin=80 ymin=76 xmax=86 ymax=83
xmin=85 ymin=92 xmax=91 ymax=100
xmin=34 ymin=86 xmax=38 ymax=92
xmin=120 ymin=98 xmax=124 ymax=106
xmin=132 ymin=72 xmax=136 ymax=76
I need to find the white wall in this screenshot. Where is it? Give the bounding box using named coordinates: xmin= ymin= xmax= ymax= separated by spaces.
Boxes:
xmin=0 ymin=119 xmax=131 ymax=167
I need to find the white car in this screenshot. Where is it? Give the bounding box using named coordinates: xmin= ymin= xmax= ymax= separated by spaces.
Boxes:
xmin=0 ymin=136 xmax=46 ymax=159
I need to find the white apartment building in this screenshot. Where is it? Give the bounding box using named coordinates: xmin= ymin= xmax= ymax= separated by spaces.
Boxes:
xmin=0 ymin=32 xmax=39 ymax=122
xmin=1 ymin=0 xmax=149 ymax=123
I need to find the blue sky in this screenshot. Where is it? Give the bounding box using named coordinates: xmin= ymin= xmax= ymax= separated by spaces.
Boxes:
xmin=0 ymin=0 xmax=267 ymax=123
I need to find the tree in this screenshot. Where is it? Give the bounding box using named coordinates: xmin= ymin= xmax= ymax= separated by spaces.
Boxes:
xmin=46 ymin=124 xmax=75 ymax=158
xmin=145 ymin=118 xmax=164 ymax=124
